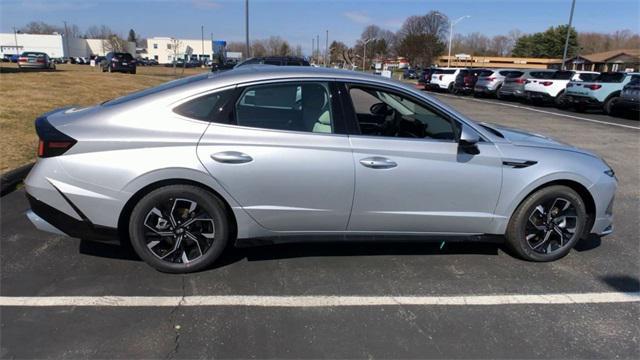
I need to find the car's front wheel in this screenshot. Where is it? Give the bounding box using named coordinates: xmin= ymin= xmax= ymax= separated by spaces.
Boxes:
xmin=128 ymin=185 xmax=230 ymax=273
xmin=506 ymin=185 xmax=587 ymax=262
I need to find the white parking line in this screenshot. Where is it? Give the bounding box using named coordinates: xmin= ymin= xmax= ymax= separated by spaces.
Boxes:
xmin=1 ymin=292 xmax=638 ymax=307
xmin=432 ymin=92 xmax=640 ymax=130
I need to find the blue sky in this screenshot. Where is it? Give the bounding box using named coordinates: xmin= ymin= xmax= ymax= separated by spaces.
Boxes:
xmin=1 ymin=0 xmax=638 ymax=54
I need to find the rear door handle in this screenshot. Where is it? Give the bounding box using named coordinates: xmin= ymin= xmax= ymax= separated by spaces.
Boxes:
xmin=211 ymin=151 xmax=253 ymax=164
xmin=359 ymin=157 xmax=397 ymax=169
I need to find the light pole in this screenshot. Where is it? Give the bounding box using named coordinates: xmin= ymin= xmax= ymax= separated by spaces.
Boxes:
xmin=201 ymin=25 xmax=204 ymax=64
xmin=244 ymin=0 xmax=250 ymax=58
xmin=447 ymin=15 xmax=470 ymax=67
xmin=363 ymin=37 xmax=375 ymax=72
xmin=325 ymin=29 xmax=329 ymax=67
xmin=63 ymin=21 xmax=70 ymax=59
xmin=561 ymin=0 xmax=576 ymax=70
xmin=12 ymin=26 xmax=19 ymax=61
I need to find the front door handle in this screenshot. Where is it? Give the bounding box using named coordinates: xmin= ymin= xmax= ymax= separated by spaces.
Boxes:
xmin=359 ymin=156 xmax=397 ymax=169
xmin=211 ymin=151 xmax=253 ymax=164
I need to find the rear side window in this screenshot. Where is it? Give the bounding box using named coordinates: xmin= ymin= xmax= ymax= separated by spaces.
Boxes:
xmin=442 ymin=69 xmax=456 ymax=74
xmin=234 ymin=82 xmax=334 ymax=133
xmin=173 ymin=89 xmax=234 ymax=121
xmin=595 ymin=73 xmax=625 ymax=83
xmin=263 ymin=59 xmax=281 ymax=66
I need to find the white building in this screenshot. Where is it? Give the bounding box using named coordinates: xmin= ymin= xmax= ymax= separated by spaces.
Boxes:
xmin=0 ymin=33 xmax=135 ymax=58
xmin=146 ymin=37 xmax=213 ymax=64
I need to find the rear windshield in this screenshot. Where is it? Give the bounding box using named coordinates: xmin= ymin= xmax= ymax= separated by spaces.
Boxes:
xmin=433 ymin=69 xmax=456 ymax=74
xmin=594 ymin=73 xmax=626 ymax=83
xmin=579 ymin=73 xmax=599 ymax=82
xmin=22 ymin=52 xmax=45 ymax=57
xmin=479 ymin=70 xmax=494 ymax=77
xmin=458 ymin=70 xmax=470 ymax=76
xmin=113 ymin=53 xmax=133 ymax=60
xmin=552 ymin=71 xmax=574 ymax=80
xmin=501 ymin=70 xmax=523 ymax=77
xmin=103 ymin=73 xmax=210 ymax=106
xmin=628 ymin=77 xmax=640 ymax=86
xmin=530 ymin=71 xmax=555 ymax=79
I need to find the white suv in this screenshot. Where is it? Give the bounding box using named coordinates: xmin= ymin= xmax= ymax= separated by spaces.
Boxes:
xmin=524 ymin=70 xmax=599 ymax=106
xmin=430 ymin=68 xmax=462 ymax=92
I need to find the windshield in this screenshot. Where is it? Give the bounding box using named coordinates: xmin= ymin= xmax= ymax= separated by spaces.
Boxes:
xmin=552 ymin=71 xmax=574 ymax=80
xmin=102 ymin=73 xmax=210 ymax=106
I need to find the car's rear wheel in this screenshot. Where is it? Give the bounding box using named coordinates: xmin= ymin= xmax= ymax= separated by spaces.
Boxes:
xmin=604 ymin=96 xmax=619 ymax=115
xmin=506 ymin=185 xmax=586 ymax=262
xmin=555 ymin=91 xmax=567 ymax=108
xmin=128 ymin=185 xmax=230 ymax=273
xmin=447 ymin=83 xmax=455 ymax=94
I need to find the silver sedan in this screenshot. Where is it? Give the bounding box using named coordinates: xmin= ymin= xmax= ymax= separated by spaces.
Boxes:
xmin=25 ymin=67 xmax=617 ymax=273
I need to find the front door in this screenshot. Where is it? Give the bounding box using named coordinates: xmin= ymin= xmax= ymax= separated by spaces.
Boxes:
xmin=344 ymin=84 xmax=503 ymax=234
xmin=197 ymin=81 xmax=354 ymax=232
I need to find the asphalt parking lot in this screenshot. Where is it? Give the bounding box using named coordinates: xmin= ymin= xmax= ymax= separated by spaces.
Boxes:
xmin=1 ymin=94 xmax=639 ymax=359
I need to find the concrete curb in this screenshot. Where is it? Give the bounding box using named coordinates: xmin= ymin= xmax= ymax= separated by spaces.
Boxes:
xmin=1 ymin=163 xmax=34 ymax=196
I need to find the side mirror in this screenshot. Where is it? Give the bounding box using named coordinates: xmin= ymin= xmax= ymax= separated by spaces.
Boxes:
xmin=459 ymin=125 xmax=480 ymax=155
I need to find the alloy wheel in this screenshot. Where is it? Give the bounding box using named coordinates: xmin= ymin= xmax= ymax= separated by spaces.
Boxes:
xmin=142 ymin=197 xmax=215 ymax=264
xmin=525 ymin=197 xmax=579 ymax=255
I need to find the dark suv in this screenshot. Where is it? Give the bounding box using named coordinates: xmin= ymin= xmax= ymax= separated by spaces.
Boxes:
xmin=101 ymin=52 xmax=136 ymax=74
xmin=234 ymin=56 xmax=310 ymax=68
xmin=453 ymin=68 xmax=486 ymax=95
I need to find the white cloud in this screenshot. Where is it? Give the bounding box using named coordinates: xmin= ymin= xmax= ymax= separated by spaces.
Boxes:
xmin=343 ymin=11 xmax=372 ymax=24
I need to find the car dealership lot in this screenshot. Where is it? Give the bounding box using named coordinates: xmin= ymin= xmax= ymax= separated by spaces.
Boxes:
xmin=1 ymin=94 xmax=639 ymax=358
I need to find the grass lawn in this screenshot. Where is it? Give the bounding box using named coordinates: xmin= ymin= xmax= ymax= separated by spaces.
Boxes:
xmin=0 ymin=63 xmax=209 ymax=173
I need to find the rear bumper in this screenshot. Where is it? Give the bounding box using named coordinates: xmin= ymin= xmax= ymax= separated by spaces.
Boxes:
xmin=498 ymin=87 xmax=525 ymax=97
xmin=474 ymin=85 xmax=498 ymax=94
xmin=18 ymin=63 xmax=48 ymax=69
xmin=26 ymin=192 xmax=119 ymax=242
xmin=566 ymin=95 xmax=603 ymax=108
xmin=525 ymin=91 xmax=554 ymax=101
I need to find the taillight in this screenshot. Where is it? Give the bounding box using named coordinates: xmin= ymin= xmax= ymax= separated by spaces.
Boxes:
xmin=514 ymin=78 xmax=526 ymax=84
xmin=18 ymin=57 xmax=27 ymax=62
xmin=36 ymin=58 xmax=45 ymax=63
xmin=35 ymin=116 xmax=76 ymax=158
xmin=587 ymin=84 xmax=602 ymax=90
xmin=541 ymin=81 xmax=553 ymax=86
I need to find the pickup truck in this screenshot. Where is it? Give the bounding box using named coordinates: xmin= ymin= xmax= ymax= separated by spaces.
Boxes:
xmin=524 ymin=70 xmax=599 ymax=107
xmin=430 ymin=68 xmax=462 ymax=92
xmin=565 ymin=72 xmax=640 ymax=114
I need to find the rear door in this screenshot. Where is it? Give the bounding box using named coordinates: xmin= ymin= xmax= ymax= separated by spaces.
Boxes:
xmin=196 ymin=80 xmax=355 ymax=232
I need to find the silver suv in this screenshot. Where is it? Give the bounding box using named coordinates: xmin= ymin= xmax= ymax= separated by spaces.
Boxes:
xmin=498 ymin=70 xmax=556 ymax=100
xmin=474 ymin=69 xmax=520 ymax=97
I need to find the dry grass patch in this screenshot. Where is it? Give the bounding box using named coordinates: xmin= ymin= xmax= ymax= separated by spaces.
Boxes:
xmin=0 ymin=63 xmax=208 ymax=172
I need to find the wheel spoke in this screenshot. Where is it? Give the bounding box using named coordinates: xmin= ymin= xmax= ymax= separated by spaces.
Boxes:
xmin=526 ymin=197 xmax=579 ymax=255
xmin=532 ymin=230 xmax=553 ymax=250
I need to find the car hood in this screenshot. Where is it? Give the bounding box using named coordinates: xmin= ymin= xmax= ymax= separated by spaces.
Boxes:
xmin=480 ymin=122 xmax=598 ymax=158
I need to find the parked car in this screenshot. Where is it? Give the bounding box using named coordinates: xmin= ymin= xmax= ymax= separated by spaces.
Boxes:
xmin=147 ymin=59 xmax=159 ymax=66
xmin=565 ymin=72 xmax=640 ymax=114
xmin=614 ymin=76 xmax=640 ymax=114
xmin=453 ymin=68 xmax=487 ymax=95
xmin=101 ymin=52 xmax=136 ymax=74
xmin=24 ymin=67 xmax=616 ymax=273
xmin=403 ymin=68 xmax=418 ymax=79
xmin=524 ymin=70 xmax=599 ymax=107
xmin=474 ymin=69 xmax=520 ymax=98
xmin=498 ymin=69 xmax=556 ymax=100
xmin=17 ymin=51 xmax=56 ymax=70
xmin=234 ymin=56 xmax=310 ymax=67
xmin=430 ymin=68 xmax=462 ymax=92
xmin=416 ymin=68 xmax=436 ymax=90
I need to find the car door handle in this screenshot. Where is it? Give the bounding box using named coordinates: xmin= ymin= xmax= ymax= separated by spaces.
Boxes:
xmin=211 ymin=151 xmax=253 ymax=164
xmin=359 ymin=157 xmax=397 ymax=169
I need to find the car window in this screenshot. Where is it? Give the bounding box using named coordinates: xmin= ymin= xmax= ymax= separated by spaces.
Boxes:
xmin=501 ymin=71 xmax=523 ymax=77
xmin=479 ymin=70 xmax=495 ymax=77
xmin=173 ymin=89 xmax=235 ymax=121
xmin=263 ymin=59 xmax=281 ymax=66
xmin=595 ymin=72 xmax=626 ymax=83
xmin=23 ymin=52 xmax=45 ymax=57
xmin=234 ymin=82 xmax=334 ymax=134
xmin=530 ymin=71 xmax=555 ymax=79
xmin=579 ymin=73 xmax=599 ymax=82
xmin=348 ymin=86 xmax=457 ymax=141
xmin=552 ymin=71 xmax=574 ymax=80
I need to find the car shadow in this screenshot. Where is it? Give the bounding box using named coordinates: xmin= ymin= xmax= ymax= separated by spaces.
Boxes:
xmin=78 ymin=238 xmax=503 ymax=268
xmin=600 ymin=275 xmax=640 ymax=292
xmin=573 ymin=234 xmax=603 ymax=252
xmin=0 ymin=67 xmax=61 ymax=73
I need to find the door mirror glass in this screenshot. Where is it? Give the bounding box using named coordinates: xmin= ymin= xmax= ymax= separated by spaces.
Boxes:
xmin=459 ymin=125 xmax=480 ymax=154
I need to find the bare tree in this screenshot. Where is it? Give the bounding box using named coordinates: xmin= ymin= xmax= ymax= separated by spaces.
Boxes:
xmin=251 ymin=40 xmax=267 ymax=57
xmin=490 ymin=35 xmax=511 ymax=56
xmin=169 ymin=38 xmax=183 ymax=74
xmin=20 ymin=21 xmax=63 ymax=34
xmin=102 ymin=35 xmax=129 ymax=53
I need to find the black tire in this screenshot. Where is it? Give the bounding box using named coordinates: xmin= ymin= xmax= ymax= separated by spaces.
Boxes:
xmin=128 ymin=185 xmax=230 ymax=273
xmin=603 ymin=96 xmax=619 ymax=115
xmin=555 ymin=91 xmax=567 ymax=109
xmin=130 ymin=68 xmax=136 ymax=75
xmin=505 ymin=185 xmax=587 ymax=262
xmin=495 ymin=85 xmax=502 ymax=99
xmin=447 ymin=83 xmax=455 ymax=94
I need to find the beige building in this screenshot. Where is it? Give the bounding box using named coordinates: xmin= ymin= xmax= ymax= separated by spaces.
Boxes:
xmin=564 ymin=49 xmax=640 ymax=72
xmin=437 ymin=55 xmax=561 ymax=69
xmin=146 ymin=37 xmax=212 ymax=64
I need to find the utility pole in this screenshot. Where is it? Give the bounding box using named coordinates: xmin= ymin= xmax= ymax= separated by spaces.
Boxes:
xmin=562 ymin=0 xmax=576 ymax=70
xmin=201 ymin=25 xmax=204 ymax=64
xmin=316 ymin=34 xmax=320 ymax=64
xmin=325 ymin=30 xmax=329 ymax=67
xmin=363 ymin=38 xmax=375 ymax=72
xmin=63 ymin=21 xmax=70 ymax=59
xmin=12 ymin=26 xmax=19 ymax=61
xmin=447 ymin=15 xmax=470 ymax=67
xmin=312 ymin=38 xmax=315 ymax=63
xmin=244 ymin=0 xmax=250 ymax=58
